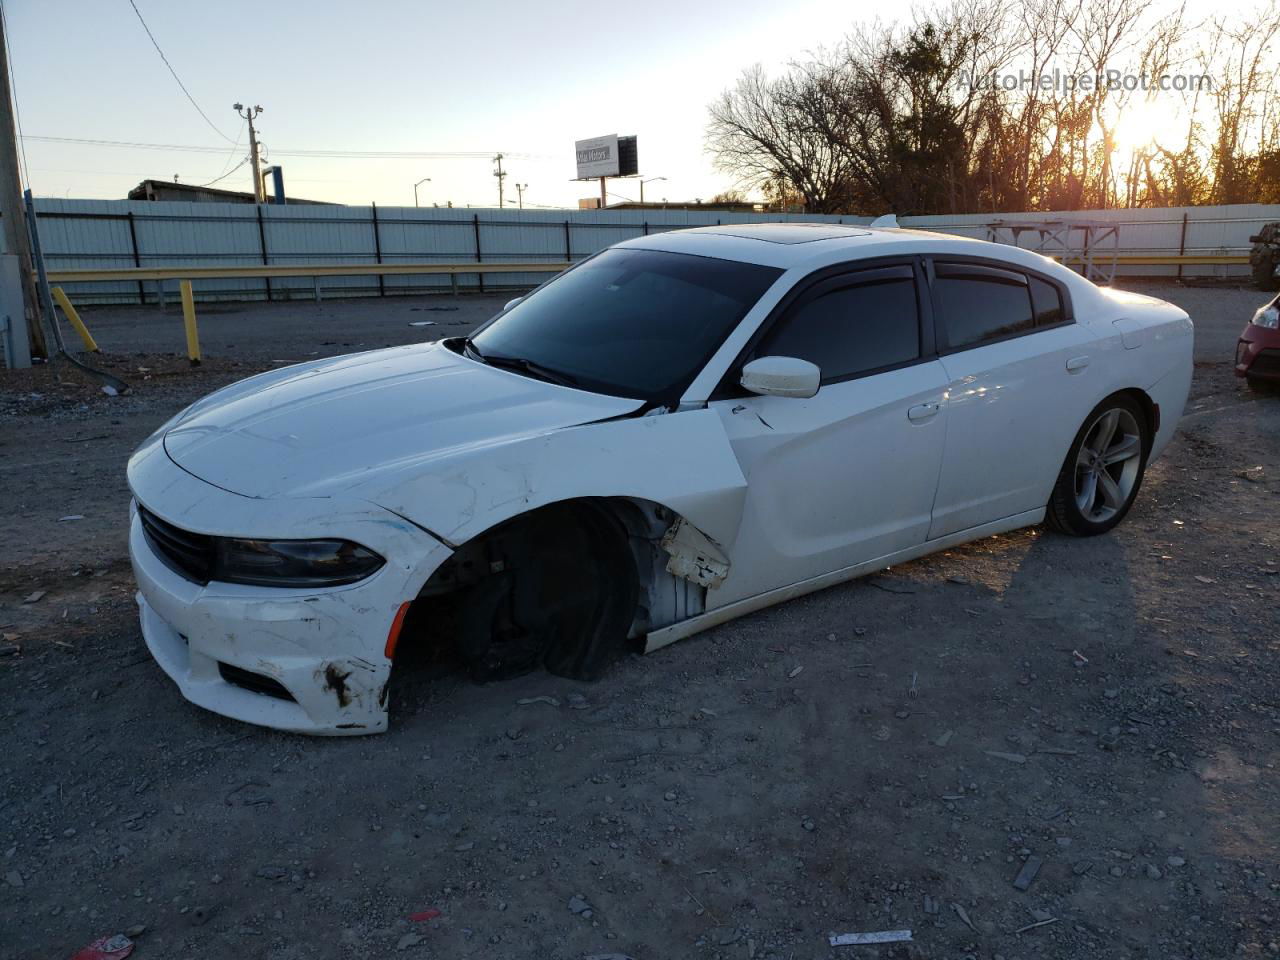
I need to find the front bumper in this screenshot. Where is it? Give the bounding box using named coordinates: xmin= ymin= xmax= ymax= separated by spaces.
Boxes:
xmin=1235 ymin=323 xmax=1280 ymax=381
xmin=128 ymin=437 xmax=451 ymax=735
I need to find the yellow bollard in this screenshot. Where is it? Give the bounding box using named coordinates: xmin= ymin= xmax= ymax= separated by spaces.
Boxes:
xmin=179 ymin=280 xmax=201 ymax=365
xmin=50 ymin=286 xmax=99 ymax=353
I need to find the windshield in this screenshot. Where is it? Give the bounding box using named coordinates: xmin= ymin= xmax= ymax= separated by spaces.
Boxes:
xmin=467 ymin=247 xmax=783 ymax=401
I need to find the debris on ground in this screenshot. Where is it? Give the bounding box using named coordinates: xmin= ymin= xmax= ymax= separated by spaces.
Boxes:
xmin=952 ymin=903 xmax=976 ymax=931
xmin=69 ymin=935 xmax=133 ymax=960
xmin=829 ymin=929 xmax=913 ymax=946
xmin=986 ymin=750 xmax=1028 ymax=763
xmin=1014 ymin=917 xmax=1059 ymax=934
xmin=21 ymin=590 xmax=46 ymax=604
xmin=515 ymin=695 xmax=560 ymax=707
xmin=409 ymin=908 xmax=442 ymax=922
xmin=1013 ymin=854 xmax=1044 ymax=890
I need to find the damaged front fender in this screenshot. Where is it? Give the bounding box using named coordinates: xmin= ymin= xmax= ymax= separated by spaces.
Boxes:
xmin=359 ymin=407 xmax=750 ymax=553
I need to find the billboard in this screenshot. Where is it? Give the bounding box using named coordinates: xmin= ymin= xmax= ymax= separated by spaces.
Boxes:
xmin=575 ymin=135 xmax=639 ymax=179
xmin=576 ymin=135 xmax=620 ymax=179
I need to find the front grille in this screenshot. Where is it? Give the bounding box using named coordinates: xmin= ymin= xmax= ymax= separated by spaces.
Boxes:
xmin=218 ymin=662 xmax=295 ymax=701
xmin=1250 ymin=348 xmax=1280 ymax=376
xmin=138 ymin=506 xmax=214 ymax=584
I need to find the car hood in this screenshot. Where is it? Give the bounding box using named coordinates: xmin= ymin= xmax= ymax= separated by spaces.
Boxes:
xmin=162 ymin=342 xmax=645 ymax=500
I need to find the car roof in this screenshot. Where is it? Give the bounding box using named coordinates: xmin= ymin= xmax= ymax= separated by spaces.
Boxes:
xmin=618 ymin=222 xmax=1100 ymax=299
xmin=679 ymin=223 xmax=873 ymax=244
xmin=619 ymin=222 xmax=961 ymax=269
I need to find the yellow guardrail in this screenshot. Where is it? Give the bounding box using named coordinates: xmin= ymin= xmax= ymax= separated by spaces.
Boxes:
xmin=51 ymin=286 xmax=100 ymax=352
xmin=46 ymin=262 xmax=571 ymax=283
xmin=179 ymin=280 xmax=201 ymax=365
xmin=44 ymin=255 xmax=1249 ymax=288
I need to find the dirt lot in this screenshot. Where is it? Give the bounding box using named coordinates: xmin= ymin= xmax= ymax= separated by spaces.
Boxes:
xmin=1 ymin=284 xmax=1277 ymax=960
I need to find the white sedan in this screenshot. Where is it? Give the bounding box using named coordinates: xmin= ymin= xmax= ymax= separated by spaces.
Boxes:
xmin=127 ymin=223 xmax=1193 ymax=734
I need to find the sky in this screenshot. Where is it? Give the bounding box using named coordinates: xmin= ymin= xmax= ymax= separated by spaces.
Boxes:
xmin=6 ymin=0 xmax=884 ymax=209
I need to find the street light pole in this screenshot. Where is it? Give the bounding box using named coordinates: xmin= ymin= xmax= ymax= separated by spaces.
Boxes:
xmin=413 ymin=177 xmax=431 ymax=207
xmin=514 ymin=183 xmax=527 ymax=210
xmin=639 ymin=176 xmax=667 ymax=204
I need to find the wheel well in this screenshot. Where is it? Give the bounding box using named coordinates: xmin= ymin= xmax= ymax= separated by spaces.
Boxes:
xmin=1111 ymin=388 xmax=1159 ymax=451
xmin=391 ymin=497 xmax=684 ymax=667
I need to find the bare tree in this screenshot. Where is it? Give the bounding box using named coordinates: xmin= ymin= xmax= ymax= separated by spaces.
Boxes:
xmin=706 ymin=62 xmax=858 ymax=213
xmin=705 ymin=0 xmax=1280 ymax=214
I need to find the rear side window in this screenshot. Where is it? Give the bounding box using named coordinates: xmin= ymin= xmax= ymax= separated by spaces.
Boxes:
xmin=934 ymin=263 xmax=1034 ymax=348
xmin=933 ymin=262 xmax=1069 ymax=350
xmin=754 ymin=269 xmax=920 ymax=382
xmin=1030 ymin=276 xmax=1065 ymax=326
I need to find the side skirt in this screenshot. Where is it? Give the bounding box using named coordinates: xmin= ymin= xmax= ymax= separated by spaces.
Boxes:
xmin=643 ymin=508 xmax=1045 ymax=653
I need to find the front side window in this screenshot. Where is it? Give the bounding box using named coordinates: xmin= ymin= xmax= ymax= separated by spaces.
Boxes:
xmin=753 ymin=268 xmax=921 ymax=382
xmin=468 ymin=248 xmax=783 ymax=401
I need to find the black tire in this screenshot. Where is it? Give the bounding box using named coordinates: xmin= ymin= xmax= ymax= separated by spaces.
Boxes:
xmin=454 ymin=503 xmax=638 ymax=683
xmin=1246 ymin=374 xmax=1280 ymax=394
xmin=1045 ymin=394 xmax=1150 ymax=537
xmin=1251 ymin=245 xmax=1280 ymax=292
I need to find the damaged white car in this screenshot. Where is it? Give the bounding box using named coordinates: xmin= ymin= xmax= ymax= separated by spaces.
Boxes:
xmin=128 ymin=223 xmax=1193 ymax=734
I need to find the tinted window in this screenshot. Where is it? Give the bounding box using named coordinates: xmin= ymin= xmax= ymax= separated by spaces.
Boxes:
xmin=470 ymin=248 xmax=782 ymax=401
xmin=1030 ymin=276 xmax=1065 ymax=326
xmin=755 ymin=273 xmax=920 ymax=382
xmin=934 ymin=264 xmax=1035 ymax=348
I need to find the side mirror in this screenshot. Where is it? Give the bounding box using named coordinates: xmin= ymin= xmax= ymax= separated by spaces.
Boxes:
xmin=504 ymin=296 xmax=523 ymax=312
xmin=740 ymin=356 xmax=821 ymax=399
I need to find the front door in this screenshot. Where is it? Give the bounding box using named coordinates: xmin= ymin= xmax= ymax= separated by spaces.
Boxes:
xmin=708 ymin=262 xmax=949 ymax=607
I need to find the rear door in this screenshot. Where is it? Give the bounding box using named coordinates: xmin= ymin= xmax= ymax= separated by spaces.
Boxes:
xmin=708 ymin=260 xmax=950 ymax=606
xmin=925 ymin=259 xmax=1098 ymax=539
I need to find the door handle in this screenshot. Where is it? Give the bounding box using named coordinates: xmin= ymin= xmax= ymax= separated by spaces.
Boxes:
xmin=1066 ymin=355 xmax=1090 ymax=372
xmin=908 ymin=401 xmax=941 ymax=422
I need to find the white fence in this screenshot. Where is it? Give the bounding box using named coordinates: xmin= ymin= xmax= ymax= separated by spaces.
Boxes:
xmin=26 ymin=199 xmax=1280 ymax=304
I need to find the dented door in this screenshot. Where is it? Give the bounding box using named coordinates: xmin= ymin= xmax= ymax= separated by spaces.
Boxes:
xmin=708 ymin=360 xmax=950 ymax=607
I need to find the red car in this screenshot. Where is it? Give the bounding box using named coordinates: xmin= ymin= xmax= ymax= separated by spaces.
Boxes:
xmin=1236 ymin=297 xmax=1280 ymax=390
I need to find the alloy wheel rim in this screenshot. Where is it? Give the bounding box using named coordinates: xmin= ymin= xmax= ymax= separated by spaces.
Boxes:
xmin=1074 ymin=408 xmax=1142 ymax=522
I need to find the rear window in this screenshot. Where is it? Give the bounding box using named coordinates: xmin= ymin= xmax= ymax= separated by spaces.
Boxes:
xmin=470 ymin=248 xmax=783 ymax=400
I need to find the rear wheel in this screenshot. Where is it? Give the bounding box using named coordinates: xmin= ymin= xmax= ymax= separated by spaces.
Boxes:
xmin=1046 ymin=395 xmax=1149 ymax=537
xmin=1246 ymin=374 xmax=1279 ymax=394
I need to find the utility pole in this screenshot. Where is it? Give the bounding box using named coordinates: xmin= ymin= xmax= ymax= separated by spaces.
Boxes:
xmin=234 ymin=103 xmax=265 ymax=202
xmin=493 ymin=153 xmax=506 ymax=208
xmin=0 ymin=11 xmax=45 ymax=359
xmin=514 ymin=183 xmax=527 ymax=210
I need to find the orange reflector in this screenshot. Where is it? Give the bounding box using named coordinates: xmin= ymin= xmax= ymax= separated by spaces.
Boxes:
xmin=384 ymin=601 xmax=412 ymax=660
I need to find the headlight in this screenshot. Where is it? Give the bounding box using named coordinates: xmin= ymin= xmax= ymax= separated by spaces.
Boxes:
xmin=1253 ymin=304 xmax=1280 ymax=329
xmin=215 ymin=538 xmax=384 ymax=587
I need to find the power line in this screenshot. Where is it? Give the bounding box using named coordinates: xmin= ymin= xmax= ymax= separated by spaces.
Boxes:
xmin=196 ymin=155 xmax=249 ymax=188
xmin=1 ymin=1 xmax=29 ymax=188
xmin=211 ymin=118 xmax=246 ymax=179
xmin=126 ymin=0 xmax=233 ymax=143
xmin=21 ymin=134 xmax=553 ymax=160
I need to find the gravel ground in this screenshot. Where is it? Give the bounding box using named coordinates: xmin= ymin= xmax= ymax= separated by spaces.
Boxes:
xmin=0 ymin=282 xmax=1277 ymax=960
